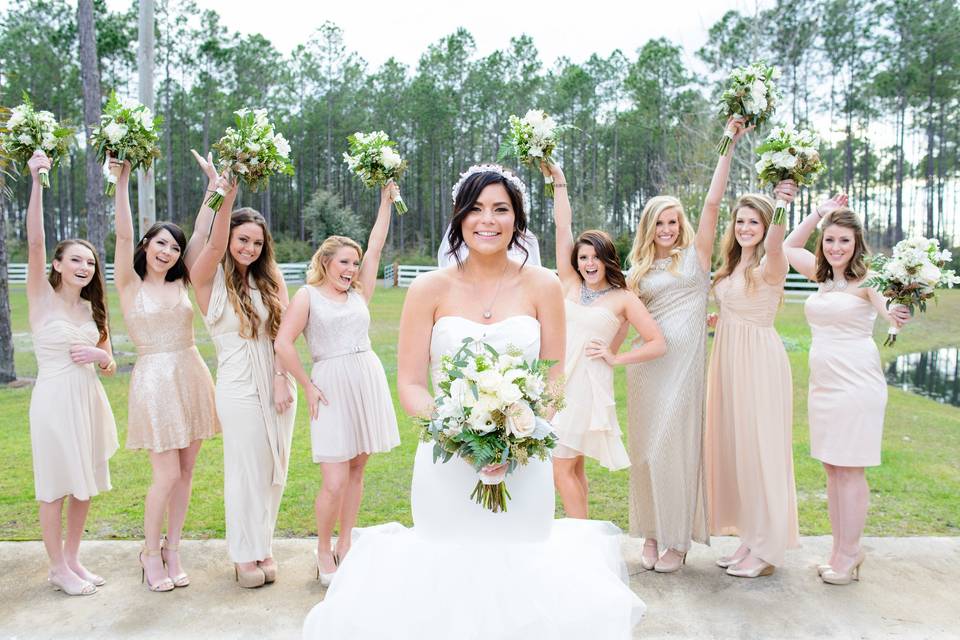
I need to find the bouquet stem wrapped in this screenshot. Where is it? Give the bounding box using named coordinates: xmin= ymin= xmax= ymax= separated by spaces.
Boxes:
xmin=755 ymin=126 xmax=824 ymax=225
xmin=89 ymin=93 xmax=162 ymax=196
xmin=715 ymin=62 xmax=780 ymax=155
xmin=208 ymin=108 xmax=294 ymax=212
xmin=343 ymin=131 xmax=408 ymax=214
xmin=419 ymin=337 xmax=563 ymax=513
xmin=1 ymin=96 xmax=74 ymax=189
xmin=498 ymin=109 xmax=576 ymax=196
xmin=861 ymin=238 xmax=959 ymax=345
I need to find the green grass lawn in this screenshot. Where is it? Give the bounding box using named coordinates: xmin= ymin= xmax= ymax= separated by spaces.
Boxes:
xmin=1 ymin=285 xmax=958 ymax=540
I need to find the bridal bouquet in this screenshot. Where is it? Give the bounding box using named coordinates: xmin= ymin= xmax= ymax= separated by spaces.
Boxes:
xmin=419 ymin=337 xmax=563 ymax=513
xmin=715 ymin=61 xmax=780 ymax=155
xmin=862 ymin=237 xmax=959 ymax=345
xmin=498 ymin=109 xmax=575 ymax=196
xmin=207 ymin=108 xmax=294 ymax=211
xmin=343 ymin=131 xmax=408 ymax=213
xmin=89 ymin=93 xmax=162 ymax=196
xmin=1 ymin=97 xmax=74 ymax=188
xmin=755 ymin=126 xmax=824 ymax=225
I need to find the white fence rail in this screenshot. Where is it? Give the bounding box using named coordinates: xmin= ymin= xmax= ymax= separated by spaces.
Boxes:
xmin=7 ymin=262 xmax=311 ymax=284
xmin=381 ymin=263 xmax=817 ymax=297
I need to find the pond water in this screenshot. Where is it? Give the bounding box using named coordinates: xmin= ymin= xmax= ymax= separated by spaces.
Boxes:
xmin=885 ymin=347 xmax=960 ymax=407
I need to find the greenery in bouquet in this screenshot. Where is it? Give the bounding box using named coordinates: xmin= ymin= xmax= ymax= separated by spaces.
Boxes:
xmin=715 ymin=61 xmax=780 ymax=155
xmin=343 ymin=131 xmax=409 ymax=214
xmin=89 ymin=92 xmax=162 ymax=196
xmin=1 ymin=95 xmax=74 ymax=188
xmin=755 ymin=125 xmax=824 ymax=224
xmin=497 ymin=109 xmax=576 ymax=196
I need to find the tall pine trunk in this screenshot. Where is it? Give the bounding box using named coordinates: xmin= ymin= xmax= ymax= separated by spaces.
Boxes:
xmin=78 ymin=0 xmax=106 ymax=262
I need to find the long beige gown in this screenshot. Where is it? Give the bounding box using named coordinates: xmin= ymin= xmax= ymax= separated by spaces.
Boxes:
xmin=805 ymin=291 xmax=886 ymax=467
xmin=30 ymin=317 xmax=118 ymax=502
xmin=704 ymin=271 xmax=799 ymax=566
xmin=553 ymin=298 xmax=630 ymax=470
xmin=626 ymin=246 xmax=709 ymax=550
xmin=204 ymin=265 xmax=297 ymax=563
xmin=125 ymin=283 xmax=219 ymax=451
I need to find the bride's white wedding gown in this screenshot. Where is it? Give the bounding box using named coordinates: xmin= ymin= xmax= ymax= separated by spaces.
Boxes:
xmin=303 ymin=316 xmax=645 ymax=639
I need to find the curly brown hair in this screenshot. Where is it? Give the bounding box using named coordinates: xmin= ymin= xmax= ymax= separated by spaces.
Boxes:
xmin=222 ymin=208 xmax=284 ymax=340
xmin=48 ymin=239 xmax=110 ymax=343
xmin=814 ymin=207 xmax=869 ymax=283
xmin=571 ymin=230 xmax=626 ymax=289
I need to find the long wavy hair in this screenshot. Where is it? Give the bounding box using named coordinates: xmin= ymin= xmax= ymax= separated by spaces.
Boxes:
xmin=48 ymin=239 xmax=109 ymax=343
xmin=445 ymin=167 xmax=529 ymax=268
xmin=133 ymin=222 xmax=191 ymax=284
xmin=626 ymin=195 xmax=694 ymax=294
xmin=222 ymin=208 xmax=284 ymax=340
xmin=712 ymin=194 xmax=775 ymax=293
xmin=306 ymin=235 xmax=364 ymax=291
xmin=815 ymin=207 xmax=869 ymax=283
xmin=572 ymin=230 xmax=627 ymax=289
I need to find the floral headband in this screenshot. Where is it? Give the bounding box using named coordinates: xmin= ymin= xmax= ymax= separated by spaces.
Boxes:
xmin=450 ymin=163 xmax=530 ymax=216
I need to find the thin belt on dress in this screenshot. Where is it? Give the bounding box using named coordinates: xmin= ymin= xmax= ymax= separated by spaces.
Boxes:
xmin=137 ymin=342 xmax=195 ymax=356
xmin=312 ymin=344 xmax=370 ymax=363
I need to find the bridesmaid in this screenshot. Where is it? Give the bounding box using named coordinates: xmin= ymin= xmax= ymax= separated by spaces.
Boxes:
xmin=545 ymin=162 xmax=665 ymax=518
xmin=274 ymin=182 xmax=402 ymax=584
xmin=703 ymin=188 xmax=800 ymax=579
xmin=111 ymin=158 xmax=219 ymax=591
xmin=25 ymin=151 xmax=118 ymax=595
xmin=185 ymin=151 xmax=297 ymax=589
xmin=784 ymin=194 xmax=909 ymax=585
xmin=624 ymin=116 xmax=750 ymax=573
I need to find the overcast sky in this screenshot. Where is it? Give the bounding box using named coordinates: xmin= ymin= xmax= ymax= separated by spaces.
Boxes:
xmin=94 ymin=0 xmax=766 ymax=72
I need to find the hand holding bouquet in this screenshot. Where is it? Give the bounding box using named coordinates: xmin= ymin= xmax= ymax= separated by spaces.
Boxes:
xmin=498 ymin=109 xmax=576 ymax=196
xmin=343 ymin=131 xmax=408 ymax=214
xmin=715 ymin=61 xmax=780 ymax=155
xmin=1 ymin=97 xmax=74 ymax=188
xmin=862 ymin=237 xmax=959 ymax=345
xmin=207 ymin=108 xmax=294 ymax=211
xmin=756 ymin=126 xmax=824 ymax=225
xmin=419 ymin=337 xmax=563 ymax=513
xmin=89 ymin=93 xmax=162 ymax=196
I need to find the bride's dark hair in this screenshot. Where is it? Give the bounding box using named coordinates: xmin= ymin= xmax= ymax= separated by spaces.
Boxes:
xmin=445 ymin=169 xmax=529 ymax=268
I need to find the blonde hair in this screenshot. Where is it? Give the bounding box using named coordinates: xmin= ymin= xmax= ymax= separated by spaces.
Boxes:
xmin=713 ymin=194 xmax=774 ymax=293
xmin=626 ymin=195 xmax=694 ymax=293
xmin=306 ymin=235 xmax=364 ymax=290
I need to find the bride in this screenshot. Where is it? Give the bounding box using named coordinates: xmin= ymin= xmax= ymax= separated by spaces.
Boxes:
xmin=303 ymin=164 xmax=645 ymax=639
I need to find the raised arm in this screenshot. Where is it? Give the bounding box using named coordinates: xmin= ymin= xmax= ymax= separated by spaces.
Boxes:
xmin=190 ymin=172 xmax=238 ymax=314
xmin=357 ymin=182 xmax=396 ymax=302
xmin=784 ymin=193 xmax=847 ymax=281
xmin=25 ymin=152 xmax=53 ymax=307
xmin=112 ymin=158 xmax=139 ymax=295
xmin=695 ymin=116 xmax=751 ymax=272
xmin=586 ymin=293 xmax=666 ymax=366
xmin=760 ymin=179 xmax=796 ymax=285
xmin=184 ymin=150 xmax=221 ymax=270
xmin=545 ymin=162 xmax=577 ymax=286
xmin=397 ymin=274 xmax=442 ymax=418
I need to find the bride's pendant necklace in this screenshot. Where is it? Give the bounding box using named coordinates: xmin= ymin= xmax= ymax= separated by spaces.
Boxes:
xmin=471 ymin=262 xmax=509 ymax=320
xmin=580 ymin=281 xmax=614 ymax=305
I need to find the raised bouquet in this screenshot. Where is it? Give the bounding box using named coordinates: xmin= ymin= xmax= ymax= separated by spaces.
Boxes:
xmin=715 ymin=61 xmax=780 ymax=155
xmin=1 ymin=96 xmax=74 ymax=188
xmin=207 ymin=108 xmax=294 ymax=211
xmin=419 ymin=337 xmax=563 ymax=513
xmin=89 ymin=93 xmax=162 ymax=196
xmin=343 ymin=131 xmax=408 ymax=214
xmin=498 ymin=109 xmax=576 ymax=196
xmin=756 ymin=126 xmax=824 ymax=225
xmin=862 ymin=237 xmax=959 ymax=345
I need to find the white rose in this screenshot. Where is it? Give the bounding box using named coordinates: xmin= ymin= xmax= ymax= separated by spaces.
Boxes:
xmin=496 ymin=381 xmax=523 ymax=405
xmin=523 ymin=109 xmax=546 ymax=126
xmin=773 ymin=151 xmax=798 ymax=170
xmin=498 ymin=354 xmax=523 ymax=371
xmin=17 ymin=132 xmax=34 ymax=146
xmin=7 ymin=109 xmax=26 ymax=129
xmin=524 ymin=373 xmax=545 ymax=400
xmin=121 ymin=96 xmax=140 ymax=110
xmin=750 ymin=79 xmax=767 ymax=99
xmin=273 ymin=133 xmax=291 ymax=159
xmin=501 ymin=367 xmax=526 ymax=383
xmin=505 ymin=402 xmax=536 ymax=438
xmin=138 ymin=109 xmax=154 ymax=131
xmin=528 ymin=145 xmax=544 ymax=158
xmin=41 ymin=133 xmax=56 ymax=150
xmin=477 ymin=369 xmax=504 ymax=394
xmin=380 ymin=146 xmax=402 ymax=169
xmin=103 ymin=121 xmax=128 ymax=144
xmin=246 ymin=141 xmax=261 ymax=153
xmin=449 ymin=377 xmax=477 ymax=409
xmin=436 ymin=398 xmax=464 ymax=422
xmin=919 ymin=263 xmax=941 ymax=286
xmin=253 ymin=109 xmax=269 ymax=129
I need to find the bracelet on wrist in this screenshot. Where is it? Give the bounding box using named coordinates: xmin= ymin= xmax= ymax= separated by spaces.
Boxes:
xmin=553 ymin=183 xmax=567 ymax=189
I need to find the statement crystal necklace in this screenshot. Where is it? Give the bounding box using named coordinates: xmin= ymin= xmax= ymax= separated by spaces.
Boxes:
xmin=823 ymin=277 xmax=848 ymax=292
xmin=580 ymin=281 xmax=614 ymax=305
xmin=651 ymin=256 xmax=672 ymax=272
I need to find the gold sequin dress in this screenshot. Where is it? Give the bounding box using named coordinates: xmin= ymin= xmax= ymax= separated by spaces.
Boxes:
xmin=625 ymin=246 xmax=710 ymax=551
xmin=125 ymin=283 xmax=219 ymax=452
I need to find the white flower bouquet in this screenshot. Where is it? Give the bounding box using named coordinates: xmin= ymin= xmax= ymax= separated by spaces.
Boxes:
xmin=207 ymin=108 xmax=294 ymax=211
xmin=715 ymin=61 xmax=780 ymax=155
xmin=89 ymin=92 xmax=162 ymax=196
xmin=756 ymin=126 xmax=824 ymax=225
xmin=862 ymin=237 xmax=959 ymax=345
xmin=1 ymin=96 xmax=75 ymax=189
xmin=343 ymin=131 xmax=408 ymax=214
xmin=498 ymin=109 xmax=576 ymax=196
xmin=419 ymin=337 xmax=563 ymax=513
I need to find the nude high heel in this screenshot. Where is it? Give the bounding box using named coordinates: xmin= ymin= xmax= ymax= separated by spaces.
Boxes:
xmin=258 ymin=558 xmax=277 ymax=584
xmin=654 ymin=549 xmax=687 ymax=573
xmin=161 ymin=536 xmax=190 ymax=588
xmin=234 ymin=563 xmax=266 ymax=589
xmin=140 ymin=545 xmax=175 ymax=592
xmin=48 ymin=570 xmax=97 ymax=596
xmin=821 ymin=551 xmax=865 ymax=585
xmin=640 ymin=540 xmax=659 ymax=571
xmin=726 ymin=561 xmax=775 ymax=578
xmin=314 ymin=549 xmax=337 ymax=587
